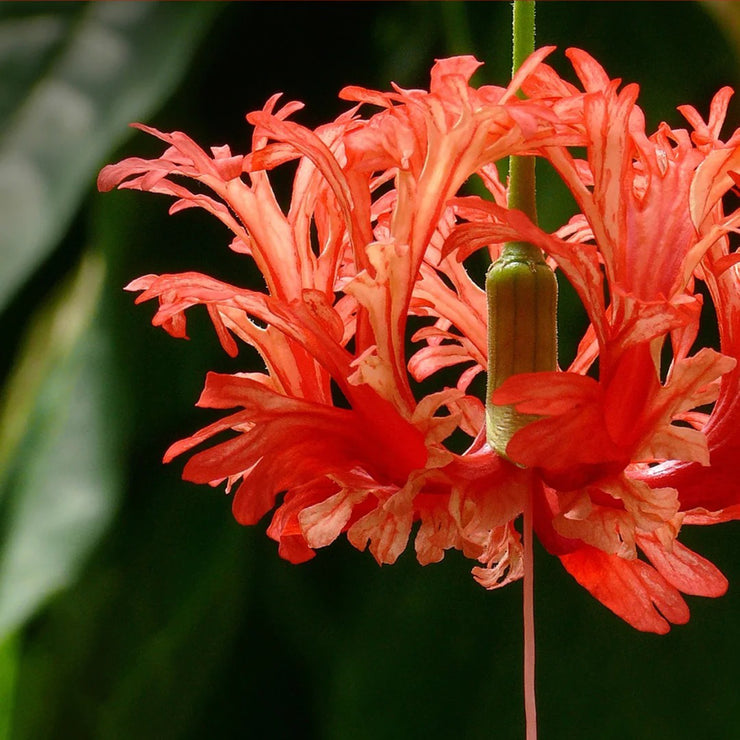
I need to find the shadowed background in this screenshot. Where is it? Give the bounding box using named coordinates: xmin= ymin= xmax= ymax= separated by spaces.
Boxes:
xmin=0 ymin=2 xmax=738 ymax=738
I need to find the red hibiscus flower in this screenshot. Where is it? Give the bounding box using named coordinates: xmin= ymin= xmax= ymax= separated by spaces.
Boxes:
xmin=99 ymin=49 xmax=740 ymax=634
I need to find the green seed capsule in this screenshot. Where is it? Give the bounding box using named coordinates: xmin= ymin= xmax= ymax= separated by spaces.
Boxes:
xmin=485 ymin=242 xmax=558 ymax=461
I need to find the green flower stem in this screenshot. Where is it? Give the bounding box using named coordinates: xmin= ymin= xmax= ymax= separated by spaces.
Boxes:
xmin=512 ymin=0 xmax=536 ymax=77
xmin=507 ymin=156 xmax=538 ymax=228
xmin=508 ymin=0 xmax=538 ymax=229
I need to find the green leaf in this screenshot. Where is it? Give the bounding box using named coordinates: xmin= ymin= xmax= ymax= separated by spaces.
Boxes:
xmin=0 ymin=634 xmax=18 ymax=740
xmin=8 ymin=479 xmax=251 ymax=740
xmin=0 ymin=251 xmax=120 ymax=639
xmin=0 ymin=1 xmax=221 ymax=312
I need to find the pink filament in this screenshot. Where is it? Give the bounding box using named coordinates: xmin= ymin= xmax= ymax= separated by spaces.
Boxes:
xmin=524 ymin=481 xmax=537 ymax=740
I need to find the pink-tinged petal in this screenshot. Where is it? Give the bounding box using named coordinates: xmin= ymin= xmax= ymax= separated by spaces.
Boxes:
xmin=412 ymin=260 xmax=488 ymax=366
xmin=132 ymin=123 xmax=224 ymax=177
xmin=345 ymin=240 xmax=416 ymax=410
xmin=244 ymin=141 xmax=303 ymax=172
xmin=409 ymin=389 xmax=480 ymax=457
xmin=608 ymin=293 xmax=703 ymax=352
xmin=705 ymin=86 xmax=735 ymax=138
xmin=521 ymin=58 xmax=580 ymax=100
xmin=637 ymin=534 xmax=728 ymax=598
xmin=408 ymin=343 xmax=475 ymax=382
xmin=429 ymin=55 xmax=483 ymax=94
xmin=98 ymin=157 xmax=152 ymax=192
xmin=634 ymin=279 xmax=740 ymax=500
xmin=634 ymin=347 xmax=736 ymax=463
xmin=492 ymin=372 xmax=628 ymax=482
xmin=678 ymin=86 xmax=735 ymax=148
xmin=599 ymin=476 xmax=680 ymax=545
xmin=175 ymin=365 xmax=431 ymax=523
xmin=553 ymin=491 xmax=635 ymax=558
xmin=550 ymin=474 xmax=681 ymax=562
xmin=471 ymin=524 xmax=524 ymax=589
xmin=690 ymin=144 xmax=740 ymax=227
xmin=126 ymin=271 xmax=347 ymax=402
xmin=560 ymin=546 xmax=689 ymax=634
xmin=210 ymin=145 xmax=245 ymax=181
xmin=245 ymin=110 xmax=373 ymax=254
xmin=564 ymin=48 xmax=613 ymax=92
xmin=272 ymin=527 xmax=315 ymax=564
xmin=643 ymin=354 xmax=740 ymax=517
xmin=162 ymin=407 xmax=254 ymax=464
xmin=441 ymin=220 xmax=506 ymax=264
xmin=448 ymin=457 xmax=527 ymax=555
xmin=506 ymin=46 xmax=557 ymax=93
xmin=124 ymin=271 xmax=261 ymax=350
xmin=205 ymin=304 xmax=238 ymax=357
xmin=414 ymin=494 xmax=463 ymax=565
xmin=529 ymin=51 xmax=729 ymax=348
xmin=639 ymin=426 xmax=711 ymax=467
xmin=601 ymin=343 xmax=661 ymax=447
xmin=578 ymin=87 xmax=639 ymax=283
xmin=299 ymin=487 xmax=370 ymax=550
xmin=347 ymin=481 xmax=419 ymax=565
xmin=339 ymin=85 xmax=396 ymax=109
xmin=683 ymin=505 xmax=740 ymax=525
xmin=492 ymin=371 xmax=597 ymax=416
xmin=183 ymin=410 xmax=342 ymax=488
xmin=641 ymin=381 xmax=740 ymax=516
xmin=265 ymin=481 xmax=337 ymax=564
xmin=170 ymin=375 xmax=383 ymax=526
xmin=454 ymin=395 xmax=485 ymax=438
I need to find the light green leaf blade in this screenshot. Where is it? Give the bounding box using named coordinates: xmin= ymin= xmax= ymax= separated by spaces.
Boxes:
xmin=0 ymin=252 xmax=121 ymax=639
xmin=0 ymin=1 xmax=221 ymax=312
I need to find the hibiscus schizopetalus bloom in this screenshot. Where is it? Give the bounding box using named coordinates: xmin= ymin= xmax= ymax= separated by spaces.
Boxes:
xmin=99 ymin=49 xmax=740 ymax=634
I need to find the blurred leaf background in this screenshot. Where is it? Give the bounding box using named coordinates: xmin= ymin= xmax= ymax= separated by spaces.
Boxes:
xmin=0 ymin=2 xmax=738 ymax=738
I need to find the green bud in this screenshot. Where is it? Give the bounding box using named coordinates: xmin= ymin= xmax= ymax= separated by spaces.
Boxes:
xmin=486 ymin=242 xmax=558 ymax=461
